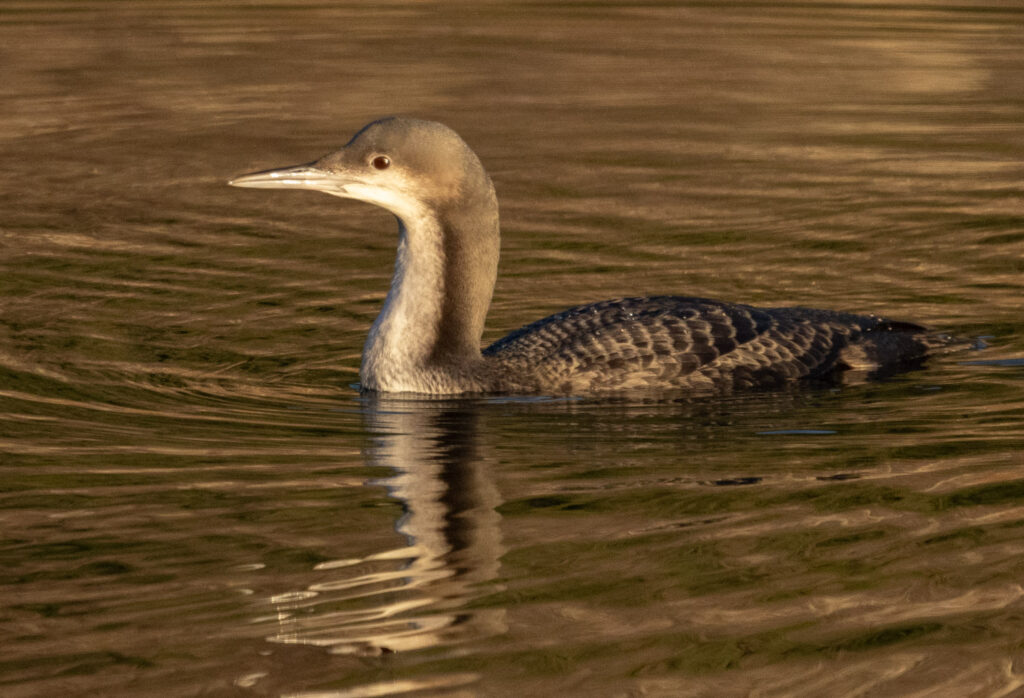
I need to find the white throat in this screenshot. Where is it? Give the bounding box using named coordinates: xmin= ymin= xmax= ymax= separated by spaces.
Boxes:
xmin=360 ymin=216 xmax=447 ymax=392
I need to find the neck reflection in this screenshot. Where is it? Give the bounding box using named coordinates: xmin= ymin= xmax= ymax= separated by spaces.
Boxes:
xmin=267 ymin=396 xmax=506 ymax=656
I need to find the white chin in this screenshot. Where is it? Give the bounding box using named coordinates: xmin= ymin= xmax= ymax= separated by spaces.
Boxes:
xmin=332 ymin=183 xmax=428 ymax=222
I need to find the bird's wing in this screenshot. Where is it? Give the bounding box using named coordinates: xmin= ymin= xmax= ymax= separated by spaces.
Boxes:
xmin=483 ymin=296 xmax=906 ymax=393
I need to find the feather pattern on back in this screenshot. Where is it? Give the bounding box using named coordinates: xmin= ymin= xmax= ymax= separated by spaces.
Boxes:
xmin=483 ymin=296 xmax=937 ymax=394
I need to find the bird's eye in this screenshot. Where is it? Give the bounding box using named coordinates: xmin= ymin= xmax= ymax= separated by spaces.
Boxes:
xmin=371 ymin=155 xmax=391 ymax=170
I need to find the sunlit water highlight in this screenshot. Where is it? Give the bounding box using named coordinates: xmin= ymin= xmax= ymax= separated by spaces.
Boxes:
xmin=2 ymin=2 xmax=1024 ymax=696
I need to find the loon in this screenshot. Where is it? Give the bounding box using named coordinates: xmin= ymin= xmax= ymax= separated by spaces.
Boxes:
xmin=230 ymin=117 xmax=945 ymax=396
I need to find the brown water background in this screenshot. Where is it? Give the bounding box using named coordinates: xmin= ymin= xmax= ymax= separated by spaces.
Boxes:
xmin=2 ymin=1 xmax=1024 ymax=696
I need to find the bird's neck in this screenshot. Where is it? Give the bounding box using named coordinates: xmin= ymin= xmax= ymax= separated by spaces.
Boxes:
xmin=360 ymin=201 xmax=500 ymax=393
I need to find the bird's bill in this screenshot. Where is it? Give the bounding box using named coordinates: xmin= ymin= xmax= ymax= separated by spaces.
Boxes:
xmin=228 ymin=163 xmax=347 ymax=194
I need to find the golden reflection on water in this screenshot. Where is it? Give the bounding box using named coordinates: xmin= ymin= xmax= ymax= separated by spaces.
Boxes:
xmin=2 ymin=0 xmax=1024 ymax=696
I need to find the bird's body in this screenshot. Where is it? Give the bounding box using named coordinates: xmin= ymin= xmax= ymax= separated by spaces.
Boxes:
xmin=230 ymin=117 xmax=946 ymax=396
xmin=482 ymin=297 xmax=935 ymax=395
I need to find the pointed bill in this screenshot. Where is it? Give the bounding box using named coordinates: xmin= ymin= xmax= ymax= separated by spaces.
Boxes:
xmin=228 ymin=163 xmax=348 ymax=194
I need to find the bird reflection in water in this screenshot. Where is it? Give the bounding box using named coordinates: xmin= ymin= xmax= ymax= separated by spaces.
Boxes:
xmin=265 ymin=398 xmax=505 ymax=658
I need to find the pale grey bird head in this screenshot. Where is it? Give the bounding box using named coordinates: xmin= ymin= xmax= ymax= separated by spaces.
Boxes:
xmin=229 ymin=117 xmax=495 ymax=223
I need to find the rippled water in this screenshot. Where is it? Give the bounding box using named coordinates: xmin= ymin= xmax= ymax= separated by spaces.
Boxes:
xmin=3 ymin=2 xmax=1024 ymax=696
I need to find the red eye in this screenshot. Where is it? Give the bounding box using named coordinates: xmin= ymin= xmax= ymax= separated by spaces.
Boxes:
xmin=371 ymin=155 xmax=391 ymax=170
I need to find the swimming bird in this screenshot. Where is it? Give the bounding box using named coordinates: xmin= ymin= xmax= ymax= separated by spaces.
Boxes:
xmin=230 ymin=117 xmax=945 ymax=396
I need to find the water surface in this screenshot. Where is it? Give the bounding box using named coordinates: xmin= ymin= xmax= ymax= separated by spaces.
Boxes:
xmin=2 ymin=2 xmax=1024 ymax=696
